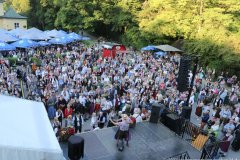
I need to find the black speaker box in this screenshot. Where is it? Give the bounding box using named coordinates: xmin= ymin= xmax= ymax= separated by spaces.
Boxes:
xmin=177 ymin=57 xmax=191 ymax=92
xmin=149 ymin=103 xmax=163 ymax=123
xmin=68 ymin=135 xmax=84 ymax=160
xmin=181 ymin=106 xmax=192 ymax=120
xmin=165 ymin=113 xmax=182 ymax=135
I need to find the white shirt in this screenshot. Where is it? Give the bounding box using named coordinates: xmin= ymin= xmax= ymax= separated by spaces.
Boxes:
xmin=132 ymin=114 xmax=142 ymax=123
xmin=79 ymin=96 xmax=86 ymax=106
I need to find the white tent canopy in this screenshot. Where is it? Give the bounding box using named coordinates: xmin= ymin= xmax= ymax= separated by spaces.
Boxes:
xmin=0 ymin=95 xmax=63 ymax=160
xmin=154 ymin=44 xmax=182 ymax=52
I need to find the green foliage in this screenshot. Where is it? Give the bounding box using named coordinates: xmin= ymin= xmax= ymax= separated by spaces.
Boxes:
xmin=8 ymin=57 xmax=18 ymax=66
xmin=82 ymin=40 xmax=96 ymax=48
xmin=31 ymin=57 xmax=42 ymax=66
xmin=17 ymin=0 xmax=240 ymax=75
xmin=5 ymin=0 xmax=31 ymax=13
xmin=56 ymin=53 xmax=62 ymax=59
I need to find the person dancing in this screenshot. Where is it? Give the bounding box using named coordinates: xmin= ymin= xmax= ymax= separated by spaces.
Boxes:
xmin=110 ymin=114 xmax=132 ymax=151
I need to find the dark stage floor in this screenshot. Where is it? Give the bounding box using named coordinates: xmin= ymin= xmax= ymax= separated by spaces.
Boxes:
xmin=60 ymin=122 xmax=201 ymax=160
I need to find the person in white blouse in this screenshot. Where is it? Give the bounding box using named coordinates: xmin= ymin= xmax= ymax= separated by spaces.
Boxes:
xmin=90 ymin=112 xmax=98 ymax=130
xmin=132 ymin=108 xmax=142 ymax=123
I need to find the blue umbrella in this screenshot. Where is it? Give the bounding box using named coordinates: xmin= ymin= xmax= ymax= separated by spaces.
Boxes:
xmin=141 ymin=45 xmax=157 ymax=51
xmin=0 ymin=29 xmax=8 ymax=34
xmin=45 ymin=29 xmax=67 ymax=38
xmin=20 ymin=32 xmax=51 ymax=40
xmin=59 ymin=30 xmax=67 ymax=35
xmin=155 ymin=51 xmax=167 ymax=57
xmin=0 ymin=32 xmax=19 ymax=42
xmin=8 ymin=28 xmax=26 ymax=37
xmin=81 ymin=37 xmax=90 ymax=41
xmin=11 ymin=39 xmax=39 ymax=48
xmin=61 ymin=36 xmax=74 ymax=43
xmin=38 ymin=41 xmax=51 ymax=47
xmin=49 ymin=37 xmax=68 ymax=45
xmin=0 ymin=41 xmax=16 ymax=51
xmin=68 ymin=33 xmax=82 ymax=40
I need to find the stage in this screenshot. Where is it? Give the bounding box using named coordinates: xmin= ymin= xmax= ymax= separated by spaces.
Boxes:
xmin=60 ymin=122 xmax=201 ymax=160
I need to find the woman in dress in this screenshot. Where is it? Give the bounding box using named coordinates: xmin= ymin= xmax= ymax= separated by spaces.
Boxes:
xmin=195 ymin=102 xmax=203 ymax=120
xmin=90 ymin=112 xmax=98 ymax=130
xmin=89 ymin=96 xmax=95 ymax=116
xmin=219 ymin=130 xmax=234 ymax=157
xmin=95 ymin=95 xmax=101 ymax=112
xmin=56 ymin=108 xmax=63 ymax=126
xmin=66 ymin=115 xmax=74 ymax=128
xmin=110 ymin=114 xmax=132 ymax=151
xmin=52 ymin=117 xmax=61 ymax=139
xmin=107 ymin=110 xmax=116 ymax=127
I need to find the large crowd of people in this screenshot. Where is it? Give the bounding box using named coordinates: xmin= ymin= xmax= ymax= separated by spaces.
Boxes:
xmin=0 ymin=41 xmax=239 ymax=155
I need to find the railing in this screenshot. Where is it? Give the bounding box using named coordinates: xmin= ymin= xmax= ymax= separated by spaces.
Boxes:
xmin=158 ymin=104 xmax=221 ymax=159
xmin=166 ymin=151 xmax=190 ymax=160
xmin=181 ymin=120 xmax=209 ymax=151
xmin=200 ymin=141 xmax=220 ymax=159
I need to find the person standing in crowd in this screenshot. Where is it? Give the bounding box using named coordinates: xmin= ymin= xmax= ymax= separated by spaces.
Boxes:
xmin=200 ymin=110 xmax=210 ymax=130
xmin=97 ymin=111 xmax=106 ymax=129
xmin=56 ymin=108 xmax=63 ymax=126
xmin=64 ymin=104 xmax=73 ymax=127
xmin=90 ymin=112 xmax=98 ymax=130
xmin=73 ymin=112 xmax=84 ymax=133
xmin=0 ymin=40 xmax=240 ymax=156
xmin=219 ymin=130 xmax=234 ymax=157
xmin=231 ymin=123 xmax=240 ymax=151
xmin=195 ymin=102 xmax=203 ymax=120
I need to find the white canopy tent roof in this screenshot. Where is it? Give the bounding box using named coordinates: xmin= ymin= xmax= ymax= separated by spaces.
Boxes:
xmin=0 ymin=95 xmax=63 ymax=160
xmin=154 ymin=44 xmax=182 ymax=52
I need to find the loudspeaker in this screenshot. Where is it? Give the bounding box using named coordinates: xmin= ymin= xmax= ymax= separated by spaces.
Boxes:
xmin=181 ymin=106 xmax=192 ymax=120
xmin=149 ymin=103 xmax=162 ymax=123
xmin=68 ymin=135 xmax=84 ymax=160
xmin=177 ymin=57 xmax=191 ymax=92
xmin=165 ymin=113 xmax=182 ymax=135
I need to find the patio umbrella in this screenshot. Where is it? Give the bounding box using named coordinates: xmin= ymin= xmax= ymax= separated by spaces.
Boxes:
xmin=8 ymin=28 xmax=26 ymax=37
xmin=59 ymin=30 xmax=67 ymax=35
xmin=0 ymin=32 xmax=19 ymax=42
xmin=38 ymin=41 xmax=51 ymax=46
xmin=155 ymin=51 xmax=167 ymax=57
xmin=27 ymin=27 xmax=43 ymax=34
xmin=45 ymin=29 xmax=67 ymax=38
xmin=11 ymin=39 xmax=39 ymax=48
xmin=49 ymin=37 xmax=68 ymax=45
xmin=141 ymin=45 xmax=157 ymax=51
xmin=68 ymin=32 xmax=82 ymax=41
xmin=0 ymin=41 xmax=16 ymax=51
xmin=0 ymin=29 xmax=8 ymax=34
xmin=20 ymin=32 xmax=51 ymax=40
xmin=61 ymin=36 xmax=74 ymax=43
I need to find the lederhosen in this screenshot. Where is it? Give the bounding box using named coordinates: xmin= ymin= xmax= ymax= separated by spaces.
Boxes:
xmin=98 ymin=115 xmax=105 ymax=129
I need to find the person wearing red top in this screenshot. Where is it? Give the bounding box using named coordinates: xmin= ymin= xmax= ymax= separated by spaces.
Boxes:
xmin=64 ymin=104 xmax=73 ymax=119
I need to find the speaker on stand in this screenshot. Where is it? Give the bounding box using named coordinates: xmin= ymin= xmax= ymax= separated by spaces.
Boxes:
xmin=181 ymin=106 xmax=192 ymax=120
xmin=177 ymin=57 xmax=191 ymax=92
xmin=149 ymin=103 xmax=162 ymax=123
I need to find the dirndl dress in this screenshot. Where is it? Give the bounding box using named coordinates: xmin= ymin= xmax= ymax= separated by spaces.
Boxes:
xmin=115 ymin=129 xmax=128 ymax=140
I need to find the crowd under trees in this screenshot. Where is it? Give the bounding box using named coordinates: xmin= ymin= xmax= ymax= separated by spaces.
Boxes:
xmin=3 ymin=0 xmax=240 ymax=76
